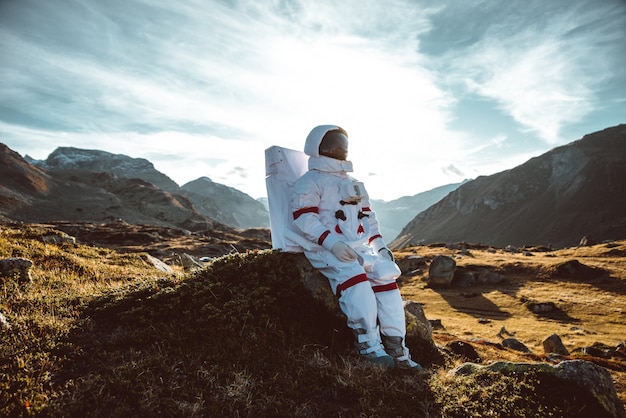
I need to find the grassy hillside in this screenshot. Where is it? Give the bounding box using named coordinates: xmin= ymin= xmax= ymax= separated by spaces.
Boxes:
xmin=1 ymin=224 xmax=624 ymax=417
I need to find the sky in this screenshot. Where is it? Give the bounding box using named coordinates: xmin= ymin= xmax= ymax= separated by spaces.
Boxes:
xmin=1 ymin=0 xmax=625 ymax=202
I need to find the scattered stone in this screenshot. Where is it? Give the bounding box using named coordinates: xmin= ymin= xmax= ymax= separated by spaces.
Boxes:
xmin=583 ymin=346 xmax=610 ymax=359
xmin=178 ymin=253 xmax=204 ymax=270
xmin=504 ymin=245 xmax=518 ymax=253
xmin=0 ymin=312 xmax=10 ymax=330
xmin=543 ymin=333 xmax=569 ymax=356
xmin=545 ymin=353 xmax=567 ymax=363
xmin=452 ymin=271 xmax=475 ymax=287
xmin=143 ymin=254 xmax=174 ymax=273
xmin=552 ymin=259 xmax=605 ymax=280
xmin=460 ymin=291 xmax=480 ymax=298
xmin=0 ymin=257 xmax=33 ymax=284
xmin=397 ymin=255 xmax=427 ymax=275
xmin=501 ymin=338 xmax=531 ymax=353
xmin=429 ymin=319 xmax=444 ymax=330
xmin=42 ymin=232 xmax=76 ymax=245
xmin=525 ymin=300 xmax=556 ymax=314
xmin=476 ymin=268 xmax=504 ymax=284
xmin=478 ymin=318 xmax=491 ymax=324
xmin=446 ymin=340 xmax=481 ymax=362
xmin=553 ymin=360 xmax=625 ymax=418
xmin=497 ymin=326 xmax=515 ymax=338
xmin=427 ymin=255 xmax=456 ymax=287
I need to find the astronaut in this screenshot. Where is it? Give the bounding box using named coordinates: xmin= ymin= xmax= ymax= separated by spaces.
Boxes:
xmin=291 ymin=125 xmax=421 ymax=370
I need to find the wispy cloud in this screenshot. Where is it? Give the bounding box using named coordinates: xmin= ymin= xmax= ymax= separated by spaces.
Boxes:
xmin=441 ymin=1 xmax=626 ymax=144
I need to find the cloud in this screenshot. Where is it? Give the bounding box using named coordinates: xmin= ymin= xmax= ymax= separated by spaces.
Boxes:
xmin=442 ymin=164 xmax=464 ymax=177
xmin=440 ymin=0 xmax=626 ymax=144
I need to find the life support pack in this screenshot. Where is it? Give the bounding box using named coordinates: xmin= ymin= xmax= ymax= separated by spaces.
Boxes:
xmin=264 ymin=146 xmax=313 ymax=252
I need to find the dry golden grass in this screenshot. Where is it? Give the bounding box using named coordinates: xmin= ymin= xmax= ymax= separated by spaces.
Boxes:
xmin=395 ymin=241 xmax=626 ymax=405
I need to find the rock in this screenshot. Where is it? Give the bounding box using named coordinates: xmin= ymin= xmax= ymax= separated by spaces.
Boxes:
xmin=496 ymin=326 xmax=515 ymax=338
xmin=501 ymin=338 xmax=532 ymax=353
xmin=476 ymin=268 xmax=504 ymax=284
xmin=446 ymin=340 xmax=481 ymax=362
xmin=179 ymin=253 xmax=204 ymax=270
xmin=397 ymin=255 xmax=427 ymax=275
xmin=552 ymin=259 xmax=605 ymax=280
xmin=0 ymin=257 xmax=33 ymax=284
xmin=427 ymin=255 xmax=456 ymax=287
xmin=525 ymin=300 xmax=556 ymax=314
xmin=451 ymin=271 xmax=475 ymax=287
xmin=42 ymin=232 xmax=76 ymax=245
xmin=0 ymin=312 xmax=10 ymax=330
xmin=554 ymin=360 xmax=625 ymax=418
xmin=543 ymin=333 xmax=569 ymax=356
xmin=404 ymin=301 xmax=445 ymax=366
xmin=429 ymin=319 xmax=444 ymax=330
xmin=144 ymin=254 xmax=174 ymax=273
xmin=449 ymin=360 xmax=625 ymax=418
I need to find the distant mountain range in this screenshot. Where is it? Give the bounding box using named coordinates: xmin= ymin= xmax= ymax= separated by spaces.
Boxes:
xmin=372 ymin=181 xmax=467 ymax=241
xmin=2 ymin=124 xmax=624 ymax=248
xmin=0 ymin=145 xmax=255 ymax=232
xmin=391 ymin=124 xmax=626 ymax=249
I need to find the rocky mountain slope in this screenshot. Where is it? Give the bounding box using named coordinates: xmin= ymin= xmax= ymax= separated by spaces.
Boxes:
xmin=1 ymin=144 xmax=213 ymax=231
xmin=31 ymin=147 xmax=180 ymax=192
xmin=391 ymin=124 xmax=626 ymax=249
xmin=16 ymin=146 xmax=269 ymax=229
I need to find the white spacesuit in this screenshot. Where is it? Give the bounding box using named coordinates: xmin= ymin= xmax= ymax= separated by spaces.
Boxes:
xmin=291 ymin=125 xmax=421 ymax=370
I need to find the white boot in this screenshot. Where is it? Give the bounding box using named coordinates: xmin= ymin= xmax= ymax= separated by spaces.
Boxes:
xmin=353 ymin=329 xmax=395 ymax=368
xmin=381 ymin=335 xmax=423 ymax=370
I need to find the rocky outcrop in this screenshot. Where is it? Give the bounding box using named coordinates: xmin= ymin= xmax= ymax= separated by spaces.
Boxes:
xmin=451 ymin=360 xmax=626 ymax=418
xmin=291 ymin=253 xmax=444 ymax=367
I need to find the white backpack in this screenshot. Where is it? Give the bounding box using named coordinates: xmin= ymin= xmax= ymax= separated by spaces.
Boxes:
xmin=264 ymin=146 xmax=315 ymax=252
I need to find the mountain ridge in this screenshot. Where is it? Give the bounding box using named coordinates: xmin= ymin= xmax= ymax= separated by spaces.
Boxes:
xmin=391 ymin=124 xmax=626 ymax=249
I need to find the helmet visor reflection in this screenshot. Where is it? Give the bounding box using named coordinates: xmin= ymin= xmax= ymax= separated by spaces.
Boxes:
xmin=319 ymin=131 xmax=348 ymax=160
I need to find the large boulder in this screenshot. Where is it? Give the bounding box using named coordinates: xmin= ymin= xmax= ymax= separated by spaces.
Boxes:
xmin=450 ymin=360 xmax=625 ymax=418
xmin=428 ymin=255 xmax=456 ymax=287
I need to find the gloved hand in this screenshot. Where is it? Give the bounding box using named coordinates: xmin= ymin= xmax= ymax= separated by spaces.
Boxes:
xmin=378 ymin=247 xmax=395 ymax=262
xmin=331 ymin=241 xmax=358 ymax=262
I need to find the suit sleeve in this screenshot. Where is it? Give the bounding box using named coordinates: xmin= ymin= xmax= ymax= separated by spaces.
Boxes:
xmin=291 ymin=175 xmax=341 ymax=251
xmin=359 ymin=185 xmax=387 ymax=250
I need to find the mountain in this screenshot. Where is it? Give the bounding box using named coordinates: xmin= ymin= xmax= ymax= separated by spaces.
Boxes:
xmin=1 ymin=144 xmax=218 ymax=230
xmin=372 ymin=181 xmax=466 ymax=241
xmin=391 ymin=124 xmax=626 ymax=249
xmin=26 ymin=146 xmax=270 ymax=229
xmin=33 ymin=146 xmax=180 ymax=192
xmin=180 ymin=177 xmax=269 ymax=229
